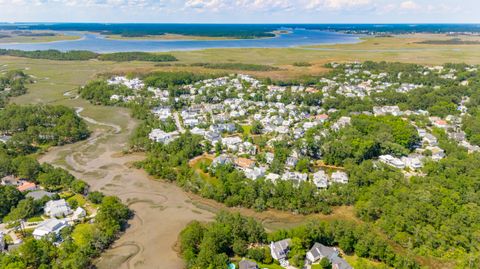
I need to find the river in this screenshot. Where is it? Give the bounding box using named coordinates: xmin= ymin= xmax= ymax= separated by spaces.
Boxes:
xmin=0 ymin=29 xmax=359 ymax=53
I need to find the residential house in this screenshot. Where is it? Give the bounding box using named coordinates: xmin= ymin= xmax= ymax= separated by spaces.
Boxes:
xmin=427 ymin=146 xmax=445 ymax=161
xmin=26 ymin=190 xmax=55 ymax=201
xmin=245 ymin=167 xmax=266 ymax=180
xmin=373 ymin=106 xmax=402 ymax=116
xmin=433 ymin=119 xmax=449 ymax=129
xmin=190 ymin=127 xmax=206 ymax=136
xmin=71 ymin=207 xmax=87 ymax=221
xmin=239 ymin=260 xmax=259 ymax=269
xmin=285 ymin=156 xmax=298 ymax=169
xmin=235 ymin=158 xmax=255 ymax=171
xmin=266 ymin=173 xmax=281 ymax=183
xmin=331 ymin=171 xmax=349 ymax=184
xmin=265 ymin=152 xmax=275 ymax=164
xmin=204 ymin=131 xmax=221 ymax=144
xmin=422 ymin=133 xmax=438 ymax=146
xmin=282 ymin=172 xmax=308 ymax=184
xmin=151 ymin=107 xmax=172 ymax=121
xmin=270 ymin=239 xmax=291 ymax=267
xmin=0 ymin=135 xmax=11 ymax=144
xmin=148 ymin=129 xmax=179 ymax=144
xmin=33 ymin=219 xmax=69 ymax=240
xmin=379 ymin=155 xmax=406 ymax=169
xmin=222 ymin=136 xmax=243 ymax=152
xmin=313 ymin=170 xmax=329 ymax=189
xmin=0 ymin=233 xmax=4 ymax=252
xmin=1 ymin=175 xmax=21 ymax=186
xmin=306 ymin=242 xmax=352 ymax=269
xmin=239 ymin=141 xmax=256 ymax=155
xmin=401 ymin=155 xmax=423 ymax=170
xmin=211 ymin=155 xmax=232 ymax=168
xmin=44 ymin=199 xmax=72 ymax=218
xmin=17 ymin=181 xmax=37 ymax=192
xmin=331 ymin=117 xmax=351 ymax=131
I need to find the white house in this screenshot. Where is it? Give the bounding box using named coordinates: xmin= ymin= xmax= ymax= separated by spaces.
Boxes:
xmin=148 ymin=129 xmax=179 ymax=144
xmin=33 ymin=219 xmax=69 ymax=240
xmin=44 ymin=199 xmax=72 ymax=218
xmin=270 ymin=239 xmax=291 ymax=267
xmin=379 ymin=155 xmax=406 ymax=169
xmin=331 ymin=171 xmax=349 ymax=184
xmin=313 ymin=170 xmax=329 ymax=189
xmin=266 ymin=173 xmax=281 ymax=183
xmin=306 ymin=243 xmax=352 ymax=269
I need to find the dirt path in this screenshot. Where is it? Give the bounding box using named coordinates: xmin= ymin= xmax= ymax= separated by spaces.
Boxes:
xmin=39 ymin=108 xmax=214 ymax=269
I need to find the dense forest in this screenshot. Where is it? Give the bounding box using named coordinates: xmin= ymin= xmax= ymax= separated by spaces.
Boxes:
xmin=180 ymin=211 xmax=420 ymax=269
xmin=0 ymin=70 xmax=30 ymax=108
xmin=321 ymin=115 xmax=420 ymax=166
xmin=0 ymin=105 xmax=90 ymax=154
xmin=0 ymin=49 xmax=177 ymax=62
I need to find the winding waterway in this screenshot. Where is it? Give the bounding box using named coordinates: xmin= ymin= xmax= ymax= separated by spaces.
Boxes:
xmin=0 ymin=29 xmax=359 ymax=53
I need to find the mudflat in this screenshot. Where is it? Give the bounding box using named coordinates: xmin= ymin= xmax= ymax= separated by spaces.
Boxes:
xmin=38 ymin=108 xmax=215 ymax=269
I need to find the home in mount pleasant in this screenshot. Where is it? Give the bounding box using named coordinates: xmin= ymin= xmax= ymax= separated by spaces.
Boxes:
xmin=330 ymin=171 xmax=349 ymax=184
xmin=235 ymin=158 xmax=255 ymax=170
xmin=0 ymin=233 xmax=5 ymax=252
xmin=16 ymin=181 xmax=37 ymax=192
xmin=44 ymin=199 xmax=72 ymax=218
xmin=244 ymin=167 xmax=266 ymax=180
xmin=379 ymin=154 xmax=406 ymax=169
xmin=270 ymin=239 xmax=291 ymax=267
xmin=151 ymin=107 xmax=172 ymax=121
xmin=26 ymin=190 xmax=55 ymax=201
xmin=266 ymin=173 xmax=281 ymax=183
xmin=331 ymin=116 xmax=351 ymax=131
xmin=204 ymin=130 xmax=221 ymax=144
xmin=211 ymin=155 xmax=233 ymax=168
xmin=373 ymin=105 xmax=402 ymax=116
xmin=426 ymin=146 xmax=446 ymax=161
xmin=422 ymin=133 xmax=438 ymax=146
xmin=1 ymin=175 xmax=21 ymax=186
xmin=265 ymin=152 xmax=275 ymax=164
xmin=148 ymin=129 xmax=179 ymax=144
xmin=281 ymin=172 xmax=308 ymax=185
xmin=239 ymin=260 xmax=259 ymax=269
xmin=401 ymin=155 xmax=424 ymax=170
xmin=222 ymin=136 xmax=243 ymax=152
xmin=306 ymin=243 xmax=352 ymax=269
xmin=313 ymin=170 xmax=329 ymax=189
xmin=32 ymin=219 xmax=69 ymax=240
xmin=285 ymin=156 xmax=299 ymax=169
xmin=0 ymin=135 xmax=11 ymax=144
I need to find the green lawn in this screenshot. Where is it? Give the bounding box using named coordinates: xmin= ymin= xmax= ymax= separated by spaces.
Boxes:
xmin=191 ymin=157 xmax=220 ymax=186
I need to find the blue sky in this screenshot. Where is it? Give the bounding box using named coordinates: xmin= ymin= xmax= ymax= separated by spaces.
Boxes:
xmin=0 ymin=0 xmax=478 ymax=23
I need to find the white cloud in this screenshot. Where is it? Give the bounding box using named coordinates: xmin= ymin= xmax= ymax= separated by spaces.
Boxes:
xmin=184 ymin=0 xmax=227 ymax=11
xmin=236 ymin=0 xmax=294 ymax=12
xmin=399 ymin=0 xmax=419 ymax=10
xmin=307 ymin=0 xmax=372 ymax=11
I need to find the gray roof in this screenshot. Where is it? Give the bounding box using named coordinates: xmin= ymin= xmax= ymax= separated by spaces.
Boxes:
xmin=308 ymin=243 xmax=352 ymax=269
xmin=239 ymin=260 xmax=258 ymax=269
xmin=308 ymin=243 xmax=338 ymax=261
xmin=26 ymin=190 xmax=55 ymax=201
xmin=271 ymin=238 xmax=291 ymax=260
xmin=331 ymin=256 xmax=353 ymax=269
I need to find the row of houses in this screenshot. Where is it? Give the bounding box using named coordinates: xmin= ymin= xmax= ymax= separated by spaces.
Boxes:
xmin=269 ymin=239 xmax=352 ymax=269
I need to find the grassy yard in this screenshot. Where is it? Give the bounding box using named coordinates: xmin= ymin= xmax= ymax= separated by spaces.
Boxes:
xmin=190 ymin=156 xmax=220 ymax=186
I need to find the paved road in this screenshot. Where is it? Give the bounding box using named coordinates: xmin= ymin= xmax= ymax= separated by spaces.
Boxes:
xmin=173 ymin=112 xmax=185 ymax=133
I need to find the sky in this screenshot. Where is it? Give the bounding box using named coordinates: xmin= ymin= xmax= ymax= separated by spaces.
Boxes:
xmin=0 ymin=0 xmax=478 ymax=23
